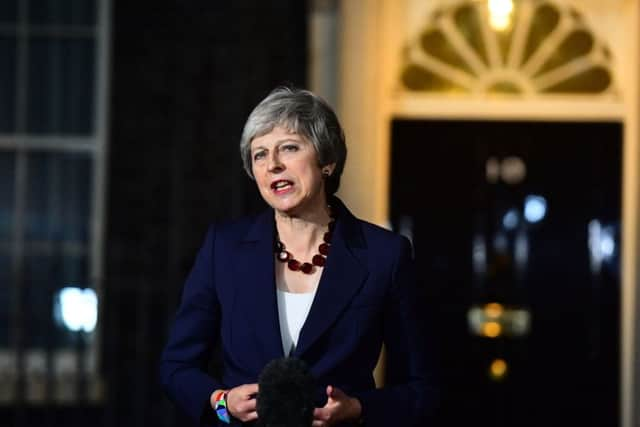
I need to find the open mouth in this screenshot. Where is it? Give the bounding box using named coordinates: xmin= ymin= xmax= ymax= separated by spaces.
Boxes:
xmin=270 ymin=180 xmax=294 ymax=194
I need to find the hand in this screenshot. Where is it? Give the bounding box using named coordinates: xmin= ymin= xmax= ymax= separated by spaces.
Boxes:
xmin=312 ymin=385 xmax=362 ymax=427
xmin=212 ymin=384 xmax=259 ymax=423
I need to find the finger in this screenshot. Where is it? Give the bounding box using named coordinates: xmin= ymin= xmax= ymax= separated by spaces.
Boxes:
xmin=326 ymin=385 xmax=333 ymax=397
xmin=241 ymin=398 xmax=257 ymax=412
xmin=237 ymin=399 xmax=257 ymax=414
xmin=314 ymin=407 xmax=330 ymax=420
xmin=244 ymin=383 xmax=259 ymax=394
xmin=329 ymin=386 xmax=346 ymax=399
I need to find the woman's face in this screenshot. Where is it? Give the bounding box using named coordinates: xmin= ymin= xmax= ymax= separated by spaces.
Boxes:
xmin=250 ymin=126 xmax=333 ymax=216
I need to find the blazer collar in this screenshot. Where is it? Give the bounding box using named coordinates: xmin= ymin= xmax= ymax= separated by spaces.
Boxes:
xmin=234 ymin=208 xmax=283 ymax=360
xmin=234 ymin=197 xmax=369 ymax=360
xmin=294 ymin=197 xmax=369 ymax=356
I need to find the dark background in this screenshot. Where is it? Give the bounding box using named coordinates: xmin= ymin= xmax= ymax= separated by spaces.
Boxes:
xmin=4 ymin=1 xmax=307 ymax=426
xmin=105 ymin=1 xmax=306 ymax=426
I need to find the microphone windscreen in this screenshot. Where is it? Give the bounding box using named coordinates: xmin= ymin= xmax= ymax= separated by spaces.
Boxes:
xmin=257 ymin=357 xmax=316 ymax=427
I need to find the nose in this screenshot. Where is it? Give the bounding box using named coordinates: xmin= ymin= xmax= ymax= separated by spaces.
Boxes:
xmin=267 ymin=151 xmax=284 ymax=173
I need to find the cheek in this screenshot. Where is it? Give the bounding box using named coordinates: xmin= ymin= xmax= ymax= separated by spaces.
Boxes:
xmin=299 ymin=163 xmax=322 ymax=185
xmin=253 ymin=172 xmax=270 ymax=192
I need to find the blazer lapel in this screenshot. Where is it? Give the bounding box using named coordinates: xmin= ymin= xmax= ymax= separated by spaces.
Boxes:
xmin=294 ymin=200 xmax=368 ymax=357
xmin=232 ymin=209 xmax=284 ymax=361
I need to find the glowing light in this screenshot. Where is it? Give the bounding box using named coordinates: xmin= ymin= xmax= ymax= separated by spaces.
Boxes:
xmin=482 ymin=321 xmax=502 ymax=338
xmin=600 ymin=229 xmax=615 ymax=258
xmin=524 ymin=195 xmax=547 ymax=223
xmin=501 ymin=156 xmax=526 ymax=184
xmin=55 ymin=287 xmax=98 ymax=333
xmin=468 ymin=305 xmax=531 ymax=337
xmin=489 ymin=358 xmax=508 ymax=380
xmin=472 ymin=235 xmax=487 ymax=275
xmin=493 ymin=232 xmax=508 ymax=253
xmin=488 ymin=0 xmax=514 ymax=31
xmin=486 ymin=157 xmax=500 ymax=183
xmin=502 ymin=209 xmax=519 ymax=230
xmin=484 ymin=302 xmax=504 ymax=319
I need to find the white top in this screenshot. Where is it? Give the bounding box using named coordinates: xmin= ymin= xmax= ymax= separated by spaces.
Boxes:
xmin=276 ymin=288 xmax=317 ymax=356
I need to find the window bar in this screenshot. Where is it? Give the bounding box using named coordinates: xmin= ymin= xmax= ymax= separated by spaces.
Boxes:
xmin=11 ymin=0 xmax=29 ymax=421
xmin=44 ymin=238 xmax=63 ymax=406
xmin=90 ymin=0 xmax=113 ymax=410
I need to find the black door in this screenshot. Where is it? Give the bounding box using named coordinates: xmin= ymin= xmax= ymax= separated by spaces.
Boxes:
xmin=390 ymin=119 xmax=620 ymax=427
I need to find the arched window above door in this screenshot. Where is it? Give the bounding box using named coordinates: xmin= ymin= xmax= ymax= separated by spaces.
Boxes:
xmin=401 ymin=0 xmax=616 ymax=96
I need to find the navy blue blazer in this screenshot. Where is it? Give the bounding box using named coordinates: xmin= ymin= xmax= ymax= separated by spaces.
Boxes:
xmin=160 ymin=198 xmax=438 ymax=426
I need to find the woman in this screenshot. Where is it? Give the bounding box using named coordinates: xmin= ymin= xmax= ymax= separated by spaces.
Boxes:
xmin=160 ymin=87 xmax=438 ymax=426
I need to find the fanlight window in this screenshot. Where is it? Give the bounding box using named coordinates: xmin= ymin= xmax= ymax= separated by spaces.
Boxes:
xmin=401 ymin=0 xmax=615 ymax=95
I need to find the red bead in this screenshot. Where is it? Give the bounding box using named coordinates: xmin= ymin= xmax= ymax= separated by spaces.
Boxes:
xmin=287 ymin=260 xmax=301 ymax=271
xmin=275 ymin=219 xmax=335 ymax=274
xmin=312 ymin=255 xmax=325 ymax=266
xmin=318 ymin=243 xmax=330 ymax=255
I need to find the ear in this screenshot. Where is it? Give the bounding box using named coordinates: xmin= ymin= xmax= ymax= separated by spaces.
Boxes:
xmin=322 ymin=163 xmax=336 ymax=176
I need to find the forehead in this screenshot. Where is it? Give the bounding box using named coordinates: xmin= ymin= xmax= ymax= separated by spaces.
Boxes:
xmin=250 ymin=126 xmax=307 ymax=149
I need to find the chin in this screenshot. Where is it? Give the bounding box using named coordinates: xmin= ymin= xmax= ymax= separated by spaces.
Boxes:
xmin=265 ymin=197 xmax=297 ymax=213
xmin=272 ymin=198 xmax=311 ymax=216
xmin=274 ymin=203 xmax=301 ymax=216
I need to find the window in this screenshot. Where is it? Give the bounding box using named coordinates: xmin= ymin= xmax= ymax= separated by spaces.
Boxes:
xmin=401 ymin=0 xmax=615 ymax=95
xmin=0 ymin=0 xmax=109 ymax=403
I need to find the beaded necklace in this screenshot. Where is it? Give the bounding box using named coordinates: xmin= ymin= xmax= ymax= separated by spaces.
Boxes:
xmin=274 ymin=212 xmax=335 ymax=275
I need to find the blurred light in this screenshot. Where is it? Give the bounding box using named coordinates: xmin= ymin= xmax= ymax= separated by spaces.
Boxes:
xmin=600 ymin=229 xmax=615 ymax=258
xmin=502 ymin=209 xmax=519 ymax=230
xmin=484 ymin=302 xmax=503 ymax=318
xmin=488 ymin=0 xmax=514 ymax=31
xmin=509 ymin=309 xmax=531 ymax=335
xmin=493 ymin=232 xmax=508 ymax=253
xmin=468 ymin=305 xmax=531 ymax=337
xmin=472 ymin=235 xmax=487 ymax=275
xmin=588 ymin=219 xmax=602 ymax=272
xmin=514 ymin=230 xmax=529 ymax=272
xmin=489 ymin=358 xmax=508 ymax=381
xmin=501 ymin=156 xmax=526 ymax=184
xmin=524 ymin=195 xmax=547 ymax=223
xmin=589 ymin=220 xmax=616 ymax=273
xmin=482 ymin=321 xmax=502 ymax=338
xmin=54 ymin=287 xmax=98 ymax=333
xmin=486 ymin=157 xmax=500 ymax=183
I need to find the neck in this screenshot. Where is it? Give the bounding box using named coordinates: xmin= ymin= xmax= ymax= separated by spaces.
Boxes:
xmin=275 ymin=200 xmax=332 ymax=255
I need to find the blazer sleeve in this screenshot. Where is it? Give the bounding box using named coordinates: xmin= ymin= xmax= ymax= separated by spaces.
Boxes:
xmin=159 ymin=225 xmax=225 ymax=425
xmin=353 ymin=237 xmax=440 ymax=426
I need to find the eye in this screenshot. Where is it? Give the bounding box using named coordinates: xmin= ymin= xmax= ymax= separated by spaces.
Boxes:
xmin=281 ymin=144 xmax=299 ymax=152
xmin=253 ymin=150 xmax=266 ymax=161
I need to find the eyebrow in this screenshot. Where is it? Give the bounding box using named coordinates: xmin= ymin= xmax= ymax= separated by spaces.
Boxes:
xmin=251 ymin=138 xmax=303 ymax=152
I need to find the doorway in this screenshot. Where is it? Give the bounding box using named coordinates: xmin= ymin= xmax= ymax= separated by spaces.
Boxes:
xmin=389 ymin=119 xmax=621 ymax=426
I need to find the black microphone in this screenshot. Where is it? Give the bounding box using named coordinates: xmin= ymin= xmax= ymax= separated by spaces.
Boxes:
xmin=257 ymin=357 xmax=316 ymax=427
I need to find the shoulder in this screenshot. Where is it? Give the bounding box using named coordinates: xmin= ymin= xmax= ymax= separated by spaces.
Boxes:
xmin=331 ymin=196 xmax=412 ymax=257
xmin=356 ymin=218 xmax=413 ymax=259
xmin=203 ymin=210 xmax=270 ymax=242
xmin=358 ymin=219 xmax=408 ymax=246
xmin=209 ymin=215 xmax=256 ymax=237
